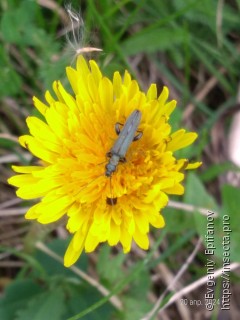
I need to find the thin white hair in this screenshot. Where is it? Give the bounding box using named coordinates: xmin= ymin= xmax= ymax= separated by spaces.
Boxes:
xmin=65 ymin=4 xmax=102 ymax=57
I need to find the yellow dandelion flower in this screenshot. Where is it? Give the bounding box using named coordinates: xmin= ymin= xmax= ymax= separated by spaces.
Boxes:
xmin=8 ymin=56 xmax=201 ymax=267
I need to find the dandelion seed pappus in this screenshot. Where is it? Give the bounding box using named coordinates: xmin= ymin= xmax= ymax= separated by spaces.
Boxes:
xmin=65 ymin=4 xmax=102 ymax=59
xmin=105 ymin=109 xmax=143 ymax=206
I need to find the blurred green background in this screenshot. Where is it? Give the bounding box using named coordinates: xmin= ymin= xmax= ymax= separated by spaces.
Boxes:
xmin=1 ymin=0 xmax=240 ymax=319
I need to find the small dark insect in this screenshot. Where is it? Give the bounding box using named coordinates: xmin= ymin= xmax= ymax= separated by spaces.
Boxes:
xmin=106 ymin=197 xmax=118 ymax=206
xmin=105 ymin=109 xmax=142 ymax=177
xmin=105 ymin=109 xmax=143 ymax=206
